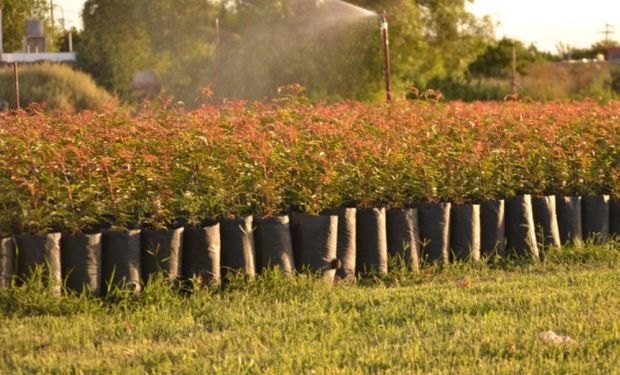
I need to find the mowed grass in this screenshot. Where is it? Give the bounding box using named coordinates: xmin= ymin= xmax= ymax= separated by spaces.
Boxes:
xmin=1 ymin=243 xmax=619 ymax=374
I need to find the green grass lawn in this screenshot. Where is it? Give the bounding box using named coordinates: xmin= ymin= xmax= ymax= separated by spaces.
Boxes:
xmin=1 ymin=243 xmax=619 ymax=374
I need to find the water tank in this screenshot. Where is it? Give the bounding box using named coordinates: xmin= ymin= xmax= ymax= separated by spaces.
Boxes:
xmin=27 ymin=19 xmax=45 ymax=37
xmin=132 ymin=70 xmax=161 ymax=98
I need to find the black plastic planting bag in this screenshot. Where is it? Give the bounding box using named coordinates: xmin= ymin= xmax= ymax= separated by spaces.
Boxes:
xmin=556 ymin=196 xmax=582 ymax=244
xmin=141 ymin=228 xmax=184 ymax=282
xmin=505 ymin=195 xmax=539 ymax=259
xmin=356 ymin=208 xmax=388 ymax=274
xmin=415 ymin=202 xmax=451 ymax=265
xmin=450 ymin=204 xmax=481 ymax=262
xmin=220 ymin=217 xmax=256 ymax=278
xmin=0 ymin=238 xmax=14 ymax=289
xmin=16 ymin=233 xmax=62 ymax=294
xmin=582 ymin=195 xmax=610 ymax=243
xmin=102 ymin=230 xmax=141 ymax=293
xmin=532 ymin=196 xmax=562 ymax=248
xmin=291 ymin=213 xmax=339 ymax=282
xmin=255 ymin=216 xmax=295 ymax=275
xmin=61 ymin=233 xmax=102 ymax=296
xmin=611 ymin=199 xmax=620 ymax=237
xmin=321 ymin=208 xmax=356 ymax=279
xmin=480 ymin=199 xmax=505 ymax=257
xmin=182 ymin=224 xmax=221 ymax=285
xmin=386 ymin=208 xmax=420 ymax=271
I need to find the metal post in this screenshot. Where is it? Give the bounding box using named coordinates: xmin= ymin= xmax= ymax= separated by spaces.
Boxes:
xmin=380 ymin=10 xmax=392 ymax=102
xmin=13 ymin=62 xmax=20 ymax=110
xmin=50 ymin=0 xmax=55 ymax=28
xmin=0 ymin=7 xmax=4 ymax=54
xmin=68 ymin=31 xmax=73 ymax=52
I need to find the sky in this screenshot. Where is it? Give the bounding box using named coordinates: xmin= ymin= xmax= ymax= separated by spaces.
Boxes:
xmin=56 ymin=0 xmax=620 ymax=53
xmin=467 ymin=0 xmax=619 ymax=52
xmin=51 ymin=0 xmax=83 ymax=29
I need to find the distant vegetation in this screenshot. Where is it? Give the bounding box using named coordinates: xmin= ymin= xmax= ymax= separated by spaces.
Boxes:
xmin=0 ymin=63 xmax=114 ymax=111
xmin=2 ymin=1 xmax=619 ymax=106
xmin=76 ymin=0 xmax=494 ymax=104
xmin=74 ymin=1 xmax=620 ymax=104
xmin=425 ymin=61 xmax=618 ymax=102
xmin=420 ymin=37 xmax=620 ymax=102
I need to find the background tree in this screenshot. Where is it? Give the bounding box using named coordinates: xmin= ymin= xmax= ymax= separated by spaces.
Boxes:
xmin=78 ymin=0 xmax=219 ymax=102
xmin=56 ymin=26 xmax=81 ymax=52
xmin=468 ymin=37 xmax=552 ymax=78
xmin=77 ymin=0 xmax=494 ymax=103
xmin=78 ymin=0 xmax=154 ymax=99
xmin=556 ymin=40 xmax=619 ymax=60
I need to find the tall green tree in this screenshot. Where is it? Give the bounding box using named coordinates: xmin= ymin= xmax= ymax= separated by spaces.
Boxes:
xmin=78 ymin=0 xmax=219 ymax=102
xmin=77 ymin=0 xmax=493 ymax=102
xmin=212 ymin=0 xmax=383 ymax=100
xmin=351 ymin=0 xmax=493 ymax=89
xmin=468 ymin=37 xmax=551 ymax=78
xmin=213 ymin=0 xmax=492 ymax=100
xmin=78 ymin=0 xmax=154 ymax=99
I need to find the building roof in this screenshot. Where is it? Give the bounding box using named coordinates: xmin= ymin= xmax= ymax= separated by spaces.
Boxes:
xmin=0 ymin=52 xmax=76 ymax=64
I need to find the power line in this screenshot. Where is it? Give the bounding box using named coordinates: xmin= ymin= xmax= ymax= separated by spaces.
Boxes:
xmin=598 ymin=23 xmax=614 ymax=43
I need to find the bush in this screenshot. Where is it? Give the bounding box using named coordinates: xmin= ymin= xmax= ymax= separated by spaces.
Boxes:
xmin=418 ymin=76 xmax=510 ymax=101
xmin=0 ymin=63 xmax=114 ymax=111
xmin=521 ymin=62 xmax=617 ymax=101
xmin=0 ymin=100 xmax=617 ymax=235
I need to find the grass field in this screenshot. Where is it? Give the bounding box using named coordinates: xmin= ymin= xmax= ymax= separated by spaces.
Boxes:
xmin=1 ymin=243 xmax=619 ymax=374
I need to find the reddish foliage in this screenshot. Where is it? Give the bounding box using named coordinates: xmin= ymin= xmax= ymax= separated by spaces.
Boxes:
xmin=0 ymin=100 xmax=617 ymax=234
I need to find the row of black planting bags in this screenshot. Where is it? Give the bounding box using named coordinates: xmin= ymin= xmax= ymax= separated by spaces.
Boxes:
xmin=0 ymin=194 xmax=618 ymax=296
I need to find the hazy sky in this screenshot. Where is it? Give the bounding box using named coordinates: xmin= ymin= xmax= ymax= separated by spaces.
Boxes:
xmin=52 ymin=0 xmax=83 ymax=29
xmin=467 ymin=0 xmax=619 ymax=52
xmin=56 ymin=0 xmax=619 ymax=53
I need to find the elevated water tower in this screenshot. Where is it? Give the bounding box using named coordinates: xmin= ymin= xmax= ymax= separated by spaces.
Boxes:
xmin=23 ymin=19 xmax=47 ymax=53
xmin=0 ymin=16 xmax=75 ymax=64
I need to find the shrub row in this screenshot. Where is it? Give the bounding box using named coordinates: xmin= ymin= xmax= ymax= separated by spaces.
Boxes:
xmin=0 ymin=63 xmax=114 ymax=112
xmin=0 ymin=100 xmax=618 ymax=235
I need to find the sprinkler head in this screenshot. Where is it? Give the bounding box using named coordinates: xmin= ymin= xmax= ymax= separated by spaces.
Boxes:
xmin=380 ymin=10 xmax=388 ymax=30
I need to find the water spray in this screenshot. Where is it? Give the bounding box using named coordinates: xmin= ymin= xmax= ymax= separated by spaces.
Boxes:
xmin=380 ymin=10 xmax=392 ymax=102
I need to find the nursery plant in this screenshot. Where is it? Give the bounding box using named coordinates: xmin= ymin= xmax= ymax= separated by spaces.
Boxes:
xmin=0 ymin=100 xmax=618 ymax=235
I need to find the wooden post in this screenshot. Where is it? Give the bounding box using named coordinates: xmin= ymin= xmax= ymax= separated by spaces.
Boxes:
xmin=511 ymin=44 xmax=517 ymax=95
xmin=380 ymin=11 xmax=392 ymax=102
xmin=13 ymin=62 xmax=20 ymax=110
xmin=0 ymin=7 xmax=4 ymax=54
xmin=215 ymin=18 xmax=220 ymax=47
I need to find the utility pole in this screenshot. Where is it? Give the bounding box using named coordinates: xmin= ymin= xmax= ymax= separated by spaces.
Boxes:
xmin=50 ymin=0 xmax=55 ymax=28
xmin=13 ymin=62 xmax=20 ymax=110
xmin=215 ymin=18 xmax=220 ymax=47
xmin=599 ymin=23 xmax=614 ymax=45
xmin=511 ymin=44 xmax=517 ymax=95
xmin=50 ymin=0 xmax=54 ymax=28
xmin=0 ymin=7 xmax=4 ymax=54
